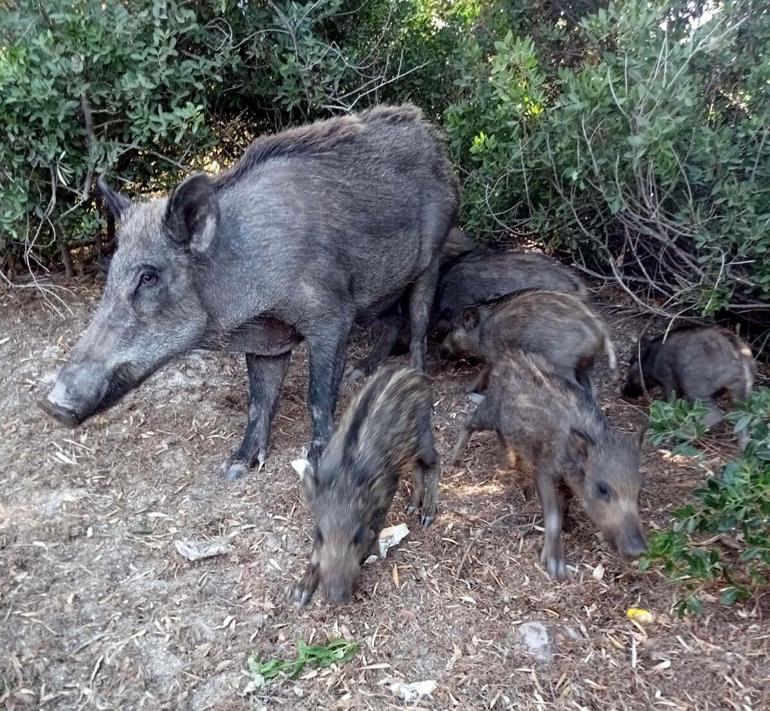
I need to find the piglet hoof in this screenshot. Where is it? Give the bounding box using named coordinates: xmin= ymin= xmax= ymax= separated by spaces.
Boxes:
xmin=224 ymin=461 xmax=249 ymax=481
xmin=540 ymin=550 xmax=568 ymax=579
xmin=289 ymin=581 xmax=315 ymax=607
xmin=307 ymin=443 xmax=325 ymax=472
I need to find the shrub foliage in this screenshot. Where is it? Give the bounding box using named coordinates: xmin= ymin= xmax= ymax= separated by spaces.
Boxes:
xmin=2 ymin=0 xmax=769 ymax=320
xmin=642 ymin=388 xmax=770 ymax=615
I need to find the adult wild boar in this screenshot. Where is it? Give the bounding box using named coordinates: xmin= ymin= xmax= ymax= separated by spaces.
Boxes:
xmin=40 ymin=105 xmax=459 ymax=479
xmin=432 ymin=248 xmax=587 ymax=336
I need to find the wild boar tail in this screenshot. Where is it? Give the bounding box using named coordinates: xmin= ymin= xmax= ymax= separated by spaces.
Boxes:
xmin=724 ymin=331 xmax=756 ymax=398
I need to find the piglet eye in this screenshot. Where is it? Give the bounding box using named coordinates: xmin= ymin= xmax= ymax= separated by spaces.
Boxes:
xmin=140 ymin=271 xmax=157 ymax=286
xmin=596 ymin=482 xmax=612 ymax=501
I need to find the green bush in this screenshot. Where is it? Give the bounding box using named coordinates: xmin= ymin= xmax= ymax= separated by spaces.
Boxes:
xmin=3 ymin=0 xmax=769 ymax=325
xmin=0 ymin=0 xmax=417 ymax=274
xmin=0 ymin=0 xmax=237 ymax=272
xmin=440 ymin=0 xmax=770 ymax=316
xmin=642 ymin=388 xmax=770 ymax=615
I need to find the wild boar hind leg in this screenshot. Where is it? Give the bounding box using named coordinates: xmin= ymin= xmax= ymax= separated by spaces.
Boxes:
xmin=224 ymin=352 xmax=291 ymax=481
xmin=345 ymin=307 xmax=405 ymax=382
xmin=408 ymin=258 xmax=441 ymax=372
xmin=406 ymin=413 xmax=441 ymax=526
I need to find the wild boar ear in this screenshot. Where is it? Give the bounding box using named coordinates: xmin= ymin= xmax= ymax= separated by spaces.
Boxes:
xmin=97 ymin=175 xmax=132 ymax=220
xmin=165 ymin=173 xmax=220 ymax=254
xmin=566 ymin=429 xmax=593 ymax=479
xmin=461 ymin=306 xmax=480 ymax=330
xmin=292 ymin=458 xmax=317 ymax=503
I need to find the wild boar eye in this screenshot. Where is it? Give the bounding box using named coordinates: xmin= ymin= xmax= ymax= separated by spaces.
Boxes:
xmin=314 ymin=529 xmax=324 ymax=545
xmin=596 ymin=482 xmax=612 ymax=501
xmin=140 ymin=271 xmax=157 ymax=286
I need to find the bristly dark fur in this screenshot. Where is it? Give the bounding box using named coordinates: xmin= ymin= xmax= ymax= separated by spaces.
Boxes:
xmin=318 ymin=365 xmax=431 ymax=489
xmin=338 ymin=370 xmax=388 ymax=468
xmin=213 ymin=105 xmax=426 ymax=192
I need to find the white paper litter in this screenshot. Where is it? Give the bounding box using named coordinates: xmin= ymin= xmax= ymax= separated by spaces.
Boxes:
xmin=364 ymin=523 xmax=410 ymax=565
xmin=389 ymin=679 xmax=437 ymax=703
xmin=174 ymin=537 xmax=233 ymax=561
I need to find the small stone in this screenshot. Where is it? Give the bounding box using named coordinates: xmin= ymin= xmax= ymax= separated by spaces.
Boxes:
xmin=564 ymin=625 xmax=583 ymax=641
xmin=517 ymin=621 xmax=553 ymax=663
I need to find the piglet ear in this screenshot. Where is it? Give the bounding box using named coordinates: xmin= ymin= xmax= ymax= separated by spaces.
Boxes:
xmin=165 ymin=173 xmax=219 ymax=254
xmin=566 ymin=429 xmax=593 ymax=482
xmin=292 ymin=459 xmax=317 ymax=504
xmin=97 ymin=175 xmax=132 ymax=220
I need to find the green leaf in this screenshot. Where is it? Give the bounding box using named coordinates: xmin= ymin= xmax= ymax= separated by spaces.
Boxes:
xmin=719 ymin=587 xmax=740 ymax=606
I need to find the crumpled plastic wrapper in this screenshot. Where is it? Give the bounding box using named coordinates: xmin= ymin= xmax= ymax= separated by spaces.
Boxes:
xmin=388 ymin=679 xmax=437 ymax=703
xmin=174 ymin=537 xmax=233 ymax=561
xmin=364 ymin=523 xmax=410 ymax=565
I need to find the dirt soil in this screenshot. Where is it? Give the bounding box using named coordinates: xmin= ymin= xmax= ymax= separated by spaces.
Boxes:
xmin=1 ymin=282 xmax=768 ymax=711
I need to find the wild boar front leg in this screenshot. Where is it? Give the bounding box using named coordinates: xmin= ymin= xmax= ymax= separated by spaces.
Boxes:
xmin=290 ymin=550 xmax=320 ymax=607
xmin=535 ymin=467 xmax=567 ymax=578
xmin=306 ymin=320 xmax=353 ymax=468
xmin=450 ymin=395 xmax=497 ymax=465
xmin=467 ymin=365 xmax=491 ymax=394
xmin=700 ymin=397 xmax=725 ymax=429
xmin=225 ymin=353 xmax=291 ymax=481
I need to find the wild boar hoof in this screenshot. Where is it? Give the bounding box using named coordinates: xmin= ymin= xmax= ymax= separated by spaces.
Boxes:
xmin=225 ymin=461 xmax=249 ymax=481
xmin=419 ymin=510 xmax=436 ymax=527
xmin=289 ymin=582 xmax=314 ymax=607
xmin=540 ymin=550 xmax=568 ymax=579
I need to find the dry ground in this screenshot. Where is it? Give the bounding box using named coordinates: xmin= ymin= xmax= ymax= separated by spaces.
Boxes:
xmin=1 ymin=281 xmax=768 ymax=710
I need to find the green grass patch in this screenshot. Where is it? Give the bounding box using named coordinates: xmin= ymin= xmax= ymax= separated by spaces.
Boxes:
xmin=247 ymin=638 xmax=358 ymax=684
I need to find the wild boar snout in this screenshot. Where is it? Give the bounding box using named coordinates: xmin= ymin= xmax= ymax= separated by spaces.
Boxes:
xmin=42 ymin=359 xmax=111 ymax=426
xmin=607 ymin=517 xmax=647 ymax=558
